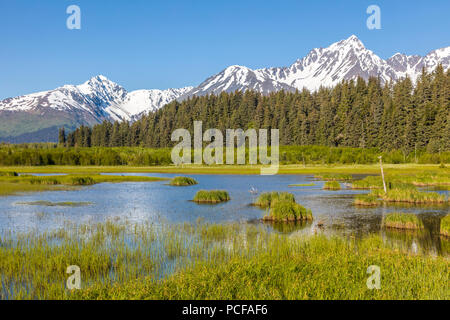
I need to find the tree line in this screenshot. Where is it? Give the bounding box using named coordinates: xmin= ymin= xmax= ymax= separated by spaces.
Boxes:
xmin=61 ymin=65 xmax=449 ymax=154
xmin=1 ymin=144 xmax=448 ymax=166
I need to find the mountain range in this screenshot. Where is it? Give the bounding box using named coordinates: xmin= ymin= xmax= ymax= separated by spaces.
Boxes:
xmin=1 ymin=35 xmax=449 ymax=142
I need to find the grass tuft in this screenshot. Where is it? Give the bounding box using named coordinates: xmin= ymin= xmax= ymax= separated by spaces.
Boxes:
xmin=382 ymin=213 xmax=424 ymax=230
xmin=169 ymin=176 xmax=198 ymax=186
xmin=193 ymin=190 xmax=230 ymax=203
xmin=253 ymin=192 xmax=295 ymax=208
xmin=323 ymin=181 xmax=341 ymax=190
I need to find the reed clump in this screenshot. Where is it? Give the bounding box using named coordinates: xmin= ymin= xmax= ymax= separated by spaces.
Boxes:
xmin=323 ymin=181 xmax=341 ymax=190
xmin=263 ymin=200 xmax=313 ymax=222
xmin=382 ymin=213 xmax=424 ymax=230
xmin=354 ymin=194 xmax=380 ymax=206
xmin=253 ymin=192 xmax=295 ymax=208
xmin=193 ymin=190 xmax=230 ymax=203
xmin=169 ymin=176 xmax=198 ymax=186
xmin=377 ymin=188 xmax=448 ymax=204
xmin=440 ymin=215 xmax=450 ymax=237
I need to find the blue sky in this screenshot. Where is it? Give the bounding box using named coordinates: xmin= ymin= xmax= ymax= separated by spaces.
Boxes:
xmin=1 ymin=0 xmax=449 ymax=99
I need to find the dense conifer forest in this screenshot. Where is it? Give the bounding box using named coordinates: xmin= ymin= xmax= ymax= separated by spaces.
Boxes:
xmin=62 ymin=66 xmax=449 ymax=155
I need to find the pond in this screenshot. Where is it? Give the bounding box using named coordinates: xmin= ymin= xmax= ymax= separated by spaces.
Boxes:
xmin=0 ymin=173 xmax=448 ymax=255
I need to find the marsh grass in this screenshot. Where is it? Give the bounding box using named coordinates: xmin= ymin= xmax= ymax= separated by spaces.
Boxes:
xmin=382 ymin=213 xmax=424 ymax=230
xmin=169 ymin=176 xmax=198 ymax=186
xmin=323 ymin=181 xmax=341 ymax=190
xmin=193 ymin=190 xmax=230 ymax=203
xmin=352 ymin=172 xmax=450 ymax=190
xmin=441 ymin=215 xmax=450 ymax=237
xmin=253 ymin=192 xmax=295 ymax=208
xmin=354 ymin=194 xmax=380 ymax=206
xmin=0 ymin=220 xmax=448 ymax=300
xmin=0 ymin=172 xmax=18 ymax=177
xmin=373 ymin=188 xmax=448 ymax=204
xmin=0 ymin=174 xmax=166 ymax=196
xmin=264 ymin=201 xmax=313 ymax=222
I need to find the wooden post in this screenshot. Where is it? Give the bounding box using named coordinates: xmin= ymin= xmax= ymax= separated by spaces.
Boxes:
xmin=378 ymin=156 xmax=387 ymax=193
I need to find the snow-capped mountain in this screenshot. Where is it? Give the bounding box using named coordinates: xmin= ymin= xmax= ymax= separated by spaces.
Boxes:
xmin=182 ymin=35 xmax=449 ymax=97
xmin=0 ymin=75 xmax=192 ymax=121
xmin=1 ymin=35 xmax=449 ymax=142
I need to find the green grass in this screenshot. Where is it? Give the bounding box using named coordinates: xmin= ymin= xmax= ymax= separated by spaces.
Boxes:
xmin=264 ymin=201 xmax=313 ymax=222
xmin=193 ymin=190 xmax=230 ymax=203
xmin=0 ymin=171 xmax=18 ymax=177
xmin=0 ymin=174 xmax=167 ymax=196
xmin=253 ymin=192 xmax=295 ymax=208
xmin=323 ymin=181 xmax=341 ymax=190
xmin=0 ymin=164 xmax=448 ymax=176
xmin=441 ymin=215 xmax=450 ymax=237
xmin=1 ymin=221 xmax=448 ymax=300
xmin=382 ymin=213 xmax=424 ymax=230
xmin=17 ymin=201 xmax=92 ymax=207
xmin=374 ymin=188 xmax=448 ymax=204
xmin=354 ymin=194 xmax=381 ymax=206
xmin=168 ymin=176 xmax=198 ymax=186
xmin=288 ymin=183 xmax=315 ymax=187
xmin=352 ymin=172 xmax=450 ymax=189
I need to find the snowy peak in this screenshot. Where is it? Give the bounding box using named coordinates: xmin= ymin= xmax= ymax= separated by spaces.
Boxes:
xmin=0 ymin=75 xmax=192 ymax=121
xmin=186 ymin=35 xmax=449 ymax=95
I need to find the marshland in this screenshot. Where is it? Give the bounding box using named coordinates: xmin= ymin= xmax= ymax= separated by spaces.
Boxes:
xmin=0 ymin=164 xmax=449 ymax=299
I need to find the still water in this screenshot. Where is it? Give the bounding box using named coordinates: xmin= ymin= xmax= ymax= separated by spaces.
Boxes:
xmin=0 ymin=173 xmax=448 ymax=255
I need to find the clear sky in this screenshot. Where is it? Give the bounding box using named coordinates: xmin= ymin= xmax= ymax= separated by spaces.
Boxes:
xmin=1 ymin=0 xmax=449 ymax=99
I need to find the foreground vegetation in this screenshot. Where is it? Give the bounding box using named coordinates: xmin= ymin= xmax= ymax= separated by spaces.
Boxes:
xmin=382 ymin=213 xmax=424 ymax=230
xmin=0 ymin=220 xmax=448 ymax=300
